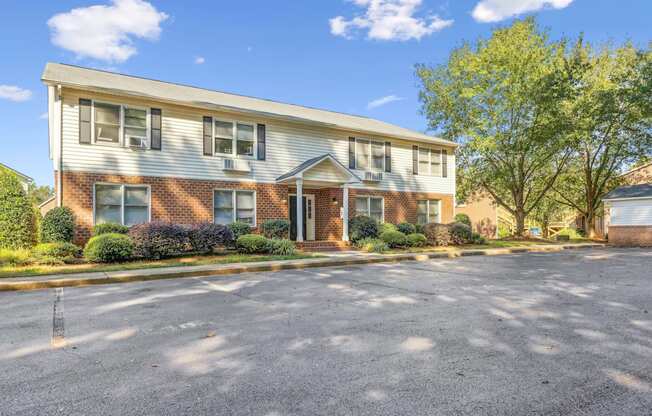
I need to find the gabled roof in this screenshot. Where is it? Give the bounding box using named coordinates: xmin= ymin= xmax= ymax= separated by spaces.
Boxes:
xmin=0 ymin=163 xmax=33 ymax=183
xmin=41 ymin=63 xmax=457 ymax=148
xmin=277 ymin=154 xmax=360 ymax=183
xmin=620 ymin=161 xmax=652 ymax=178
xmin=603 ymin=183 xmax=652 ymax=200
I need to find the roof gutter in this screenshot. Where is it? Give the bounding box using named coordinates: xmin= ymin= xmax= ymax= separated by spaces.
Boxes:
xmin=41 ymin=80 xmax=458 ymax=148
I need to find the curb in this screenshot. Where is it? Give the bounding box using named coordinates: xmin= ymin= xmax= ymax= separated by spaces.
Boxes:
xmin=0 ymin=243 xmax=605 ymax=292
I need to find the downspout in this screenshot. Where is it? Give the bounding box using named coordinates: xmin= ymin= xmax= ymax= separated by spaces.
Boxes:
xmin=56 ymin=84 xmax=63 ymax=207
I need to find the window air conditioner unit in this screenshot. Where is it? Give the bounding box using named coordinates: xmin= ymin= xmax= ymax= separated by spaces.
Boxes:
xmin=223 ymin=158 xmax=251 ymax=172
xmin=364 ymin=171 xmax=383 ymax=182
xmin=128 ymin=136 xmax=148 ymax=150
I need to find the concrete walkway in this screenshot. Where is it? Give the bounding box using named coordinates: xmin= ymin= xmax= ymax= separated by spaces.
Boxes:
xmin=0 ymin=242 xmax=605 ymax=291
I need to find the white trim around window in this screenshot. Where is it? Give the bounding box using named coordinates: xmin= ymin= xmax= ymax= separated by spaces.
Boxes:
xmin=93 ymin=183 xmax=151 ymax=226
xmin=417 ymin=146 xmax=443 ymax=176
xmin=90 ymin=100 xmax=151 ymax=148
xmin=416 ymin=199 xmax=441 ymax=225
xmin=213 ymin=189 xmax=257 ymax=226
xmin=354 ymin=195 xmax=384 ymax=222
xmin=354 ymin=138 xmax=385 ymax=172
xmin=210 ymin=117 xmax=257 ymax=159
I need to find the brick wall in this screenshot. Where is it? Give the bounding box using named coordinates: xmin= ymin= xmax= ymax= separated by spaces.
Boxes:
xmin=61 ymin=171 xmax=455 ymax=245
xmin=608 ymin=225 xmax=652 ymax=247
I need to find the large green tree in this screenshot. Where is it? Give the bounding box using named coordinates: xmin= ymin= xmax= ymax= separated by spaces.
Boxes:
xmin=417 ymin=18 xmax=572 ymax=236
xmin=552 ymin=40 xmax=652 ymax=237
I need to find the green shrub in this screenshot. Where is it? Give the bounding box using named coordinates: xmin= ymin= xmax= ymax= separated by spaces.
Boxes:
xmin=228 ymin=222 xmax=252 ymax=241
xmin=0 ymin=248 xmax=32 ymax=266
xmin=380 ymin=222 xmax=397 ymax=234
xmin=450 ymin=222 xmax=473 ymax=245
xmin=415 ymin=223 xmax=425 ymax=234
xmin=454 ymin=213 xmax=472 ymax=228
xmin=406 ymin=233 xmax=427 ymax=247
xmin=261 ymin=219 xmax=290 ymax=239
xmin=397 ymin=222 xmax=416 ymax=235
xmin=349 ymin=216 xmax=379 ymax=242
xmin=423 ymin=223 xmax=452 ymax=246
xmin=380 ymin=230 xmax=408 ymax=248
xmin=471 ymin=232 xmax=487 ymax=245
xmin=236 ymin=234 xmax=269 ymax=254
xmin=497 ymin=224 xmax=511 ymax=239
xmin=41 ymin=206 xmax=75 ymax=243
xmin=32 ymin=242 xmax=80 ymax=263
xmin=84 ymin=233 xmax=134 ymax=263
xmin=92 ymin=222 xmax=129 ymax=236
xmin=0 ymin=169 xmax=37 ymax=249
xmin=129 ymin=222 xmax=188 ymax=259
xmin=557 ymin=228 xmax=582 ymax=239
xmin=266 ymin=238 xmax=296 ymax=255
xmin=355 ymin=237 xmax=389 ymax=253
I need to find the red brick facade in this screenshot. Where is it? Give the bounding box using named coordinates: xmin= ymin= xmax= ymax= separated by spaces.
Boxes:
xmin=60 ymin=171 xmax=454 ymax=245
xmin=608 ymin=225 xmax=652 ymax=247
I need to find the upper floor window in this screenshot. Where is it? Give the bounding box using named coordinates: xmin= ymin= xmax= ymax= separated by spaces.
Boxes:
xmin=92 ymin=101 xmax=150 ymax=148
xmin=418 ymin=147 xmax=443 ymax=176
xmin=355 ymin=139 xmax=385 ymax=171
xmin=213 ymin=119 xmax=255 ymax=157
xmin=94 ymin=184 xmax=150 ymax=226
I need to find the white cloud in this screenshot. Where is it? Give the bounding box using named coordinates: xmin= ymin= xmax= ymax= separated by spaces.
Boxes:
xmin=0 ymin=85 xmax=32 ymax=102
xmin=367 ymin=94 xmax=404 ymax=109
xmin=194 ymin=56 xmax=205 ymax=64
xmin=471 ymin=0 xmax=573 ymax=23
xmin=330 ymin=0 xmax=453 ymax=41
xmin=40 ymin=112 xmax=49 ymax=119
xmin=47 ymin=0 xmax=168 ymax=63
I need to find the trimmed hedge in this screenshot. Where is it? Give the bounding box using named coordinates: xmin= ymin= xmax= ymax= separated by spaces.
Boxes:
xmin=92 ymin=222 xmax=129 ymax=236
xmin=236 ymin=234 xmax=269 ymax=254
xmin=188 ymin=223 xmax=233 ymax=253
xmin=129 ymin=222 xmax=188 ymax=259
xmin=261 ymin=219 xmax=290 ymax=239
xmin=355 ymin=237 xmax=388 ymax=253
xmin=380 ymin=230 xmax=408 ymax=248
xmin=84 ymin=233 xmax=134 ymax=263
xmin=0 ymin=248 xmax=31 ymax=266
xmin=0 ymin=169 xmax=36 ymax=249
xmin=397 ymin=222 xmax=416 ymax=235
xmin=349 ymin=216 xmax=379 ymax=242
xmin=266 ymin=238 xmax=296 ymax=255
xmin=454 ymin=213 xmax=472 ymax=228
xmin=228 ymin=222 xmax=252 ymax=241
xmin=406 ymin=233 xmax=427 ymax=247
xmin=450 ymin=222 xmax=473 ymax=245
xmin=41 ymin=206 xmax=75 ymax=243
xmin=423 ymin=223 xmax=452 ymax=246
xmin=380 ymin=222 xmax=397 ymax=234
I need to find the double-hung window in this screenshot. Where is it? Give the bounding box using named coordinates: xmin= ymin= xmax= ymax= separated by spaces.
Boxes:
xmin=92 ymin=101 xmax=150 ymax=147
xmin=94 ymin=184 xmax=150 ymax=226
xmin=417 ymin=200 xmax=440 ymax=225
xmin=355 ymin=139 xmax=385 ymax=171
xmin=417 ymin=147 xmax=443 ymax=176
xmin=355 ymin=196 xmax=384 ymax=222
xmin=213 ymin=119 xmax=255 ymax=157
xmin=214 ymin=190 xmax=256 ymax=225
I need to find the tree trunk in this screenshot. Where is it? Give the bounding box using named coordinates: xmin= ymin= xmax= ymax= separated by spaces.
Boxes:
xmin=514 ymin=211 xmax=527 ymax=237
xmin=585 ymin=212 xmax=597 ymax=239
xmin=542 ymin=221 xmax=550 ymax=239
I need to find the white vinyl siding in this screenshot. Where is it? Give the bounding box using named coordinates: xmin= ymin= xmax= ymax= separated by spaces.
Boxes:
xmin=214 ymin=190 xmax=256 ymax=226
xmin=59 ymin=88 xmax=455 ymax=195
xmin=94 ymin=184 xmax=150 ymax=226
xmin=609 ymin=199 xmax=652 ymax=226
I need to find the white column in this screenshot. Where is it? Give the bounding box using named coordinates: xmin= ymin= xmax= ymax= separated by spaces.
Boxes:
xmin=296 ymin=178 xmax=304 ymax=242
xmin=342 ymin=184 xmax=349 ymax=242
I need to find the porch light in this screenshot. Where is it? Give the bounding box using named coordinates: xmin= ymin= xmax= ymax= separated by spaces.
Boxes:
xmin=332 ymin=197 xmax=338 ymax=205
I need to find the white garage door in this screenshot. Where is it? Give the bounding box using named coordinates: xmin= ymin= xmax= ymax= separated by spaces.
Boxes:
xmin=610 ymin=199 xmax=652 ymax=226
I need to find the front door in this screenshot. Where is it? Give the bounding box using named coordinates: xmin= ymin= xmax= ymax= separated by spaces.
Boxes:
xmin=289 ymin=194 xmax=315 ymax=240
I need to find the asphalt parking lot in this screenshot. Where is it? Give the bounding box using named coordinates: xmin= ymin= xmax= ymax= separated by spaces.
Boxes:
xmin=1 ymin=248 xmax=651 ymax=415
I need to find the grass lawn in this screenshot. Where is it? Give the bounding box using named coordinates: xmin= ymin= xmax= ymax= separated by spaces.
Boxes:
xmin=0 ymin=252 xmax=319 ymax=279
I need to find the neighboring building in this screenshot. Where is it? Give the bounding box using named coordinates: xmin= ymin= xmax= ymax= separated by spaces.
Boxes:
xmin=455 ymin=193 xmax=499 ymax=238
xmin=603 ymin=184 xmax=652 ymax=246
xmin=39 ymin=196 xmax=56 ymax=217
xmin=0 ymin=162 xmax=33 ymax=192
xmin=42 ymin=63 xmax=457 ymax=245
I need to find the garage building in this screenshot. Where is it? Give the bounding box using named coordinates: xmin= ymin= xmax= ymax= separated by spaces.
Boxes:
xmin=603 ymin=183 xmax=652 ymax=246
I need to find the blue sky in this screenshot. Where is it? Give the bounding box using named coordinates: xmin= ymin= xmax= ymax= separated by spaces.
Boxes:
xmin=1 ymin=0 xmax=650 ymax=186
